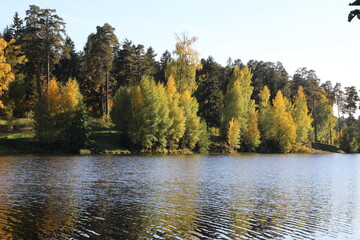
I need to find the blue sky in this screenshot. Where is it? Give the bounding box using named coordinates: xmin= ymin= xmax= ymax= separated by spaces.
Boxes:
xmin=1 ymin=0 xmax=360 ymax=91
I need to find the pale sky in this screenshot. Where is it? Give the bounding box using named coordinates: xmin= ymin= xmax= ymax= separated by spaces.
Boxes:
xmin=1 ymin=0 xmax=360 ymax=91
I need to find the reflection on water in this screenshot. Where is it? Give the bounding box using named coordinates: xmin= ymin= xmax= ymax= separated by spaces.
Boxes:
xmin=0 ymin=154 xmax=359 ymax=239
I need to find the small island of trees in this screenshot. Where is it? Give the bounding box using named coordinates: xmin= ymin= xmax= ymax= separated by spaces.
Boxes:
xmin=1 ymin=5 xmax=360 ymax=154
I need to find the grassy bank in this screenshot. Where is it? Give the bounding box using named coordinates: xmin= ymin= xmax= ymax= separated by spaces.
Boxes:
xmin=0 ymin=117 xmax=343 ymax=155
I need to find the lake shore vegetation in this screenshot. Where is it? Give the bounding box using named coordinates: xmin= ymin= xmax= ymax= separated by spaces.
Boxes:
xmin=0 ymin=5 xmax=358 ymax=154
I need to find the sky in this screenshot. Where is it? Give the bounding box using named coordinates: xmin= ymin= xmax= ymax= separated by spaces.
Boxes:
xmin=1 ymin=0 xmax=360 ymax=91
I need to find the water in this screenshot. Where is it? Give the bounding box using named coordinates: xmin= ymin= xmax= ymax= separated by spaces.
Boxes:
xmin=0 ymin=154 xmax=359 ymax=239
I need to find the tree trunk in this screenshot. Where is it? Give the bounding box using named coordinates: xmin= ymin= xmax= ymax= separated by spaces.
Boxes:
xmin=47 ymin=53 xmax=50 ymax=88
xmin=36 ymin=63 xmax=42 ymax=101
xmin=105 ymin=72 xmax=109 ymax=116
xmin=100 ymin=85 xmax=104 ymax=117
xmin=313 ymin=96 xmax=318 ymax=142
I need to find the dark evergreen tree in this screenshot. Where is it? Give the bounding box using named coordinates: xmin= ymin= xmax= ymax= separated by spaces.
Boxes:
xmin=157 ymin=50 xmax=172 ymax=83
xmin=247 ymin=60 xmax=290 ymax=103
xmin=195 ymin=56 xmax=224 ymax=128
xmin=22 ymin=5 xmax=66 ymax=99
xmin=53 ymin=37 xmax=80 ymax=83
xmin=344 ymin=86 xmax=359 ymax=123
xmin=82 ymin=23 xmax=118 ymax=116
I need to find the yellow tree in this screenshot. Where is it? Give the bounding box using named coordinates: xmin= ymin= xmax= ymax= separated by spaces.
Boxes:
xmin=227 ymin=117 xmax=240 ymax=152
xmin=0 ymin=38 xmax=15 ymax=109
xmin=165 ymin=33 xmax=201 ymax=93
xmin=258 ymin=86 xmax=274 ymax=140
xmin=223 ymin=67 xmax=257 ymax=151
xmin=166 ymin=75 xmax=185 ymax=149
xmin=272 ymin=91 xmax=297 ymax=153
xmin=180 ymin=90 xmax=202 ymax=150
xmin=292 ymin=86 xmax=313 ymax=144
xmin=242 ymin=109 xmax=261 ymax=152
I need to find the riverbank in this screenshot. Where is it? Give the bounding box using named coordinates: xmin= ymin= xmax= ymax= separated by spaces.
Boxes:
xmin=0 ymin=118 xmax=343 ymax=155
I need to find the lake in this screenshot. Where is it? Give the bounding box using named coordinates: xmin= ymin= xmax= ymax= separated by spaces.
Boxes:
xmin=0 ymin=154 xmax=359 ymax=239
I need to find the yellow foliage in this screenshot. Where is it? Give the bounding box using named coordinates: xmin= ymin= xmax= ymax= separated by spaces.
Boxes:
xmin=0 ymin=38 xmax=15 ymax=108
xmin=293 ymin=86 xmax=313 ymax=144
xmin=45 ymin=78 xmax=62 ymax=114
xmin=227 ymin=118 xmax=240 ymax=151
xmin=62 ymin=78 xmax=82 ymax=111
xmin=273 ymin=91 xmax=297 ymax=153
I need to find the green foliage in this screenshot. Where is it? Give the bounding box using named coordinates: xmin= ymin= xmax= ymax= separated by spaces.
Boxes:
xmin=222 ymin=67 xmax=256 ymax=150
xmin=258 ymin=86 xmax=274 ymax=140
xmin=179 ymin=90 xmax=202 ymax=150
xmin=196 ymin=120 xmax=211 ymax=153
xmin=247 ymin=60 xmax=290 ymax=103
xmin=315 ymin=93 xmax=336 ymax=144
xmin=340 ymin=125 xmax=359 ymax=153
xmin=82 ymin=23 xmax=118 ymax=116
xmin=196 ymin=56 xmax=224 ymax=128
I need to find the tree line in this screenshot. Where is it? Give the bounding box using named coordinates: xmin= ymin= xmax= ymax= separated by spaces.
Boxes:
xmin=1 ymin=5 xmax=360 ymax=153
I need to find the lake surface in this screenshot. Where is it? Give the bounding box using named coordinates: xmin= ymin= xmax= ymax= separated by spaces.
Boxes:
xmin=0 ymin=154 xmax=359 ymax=239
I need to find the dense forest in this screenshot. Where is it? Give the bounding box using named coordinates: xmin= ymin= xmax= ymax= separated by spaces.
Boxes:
xmin=1 ymin=5 xmax=360 ymax=154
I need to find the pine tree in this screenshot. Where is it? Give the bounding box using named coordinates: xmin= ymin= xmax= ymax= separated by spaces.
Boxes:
xmin=83 ymin=23 xmax=118 ymax=116
xmin=23 ymin=5 xmax=66 ymax=99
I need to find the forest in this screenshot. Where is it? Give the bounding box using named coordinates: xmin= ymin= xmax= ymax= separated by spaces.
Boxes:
xmin=1 ymin=5 xmax=360 ymax=154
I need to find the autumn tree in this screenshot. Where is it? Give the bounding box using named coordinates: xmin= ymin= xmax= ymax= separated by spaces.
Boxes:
xmin=227 ymin=118 xmax=240 ymax=152
xmin=222 ymin=67 xmax=258 ymax=151
xmin=165 ymin=33 xmax=201 ymax=93
xmin=0 ymin=38 xmax=15 ymax=109
xmin=292 ymin=86 xmax=313 ymax=144
xmin=315 ymin=93 xmax=336 ymax=144
xmin=165 ymin=75 xmax=185 ymax=149
xmin=272 ymin=91 xmax=297 ymax=153
xmin=258 ymin=86 xmax=273 ymax=140
xmin=34 ymin=78 xmax=91 ymax=151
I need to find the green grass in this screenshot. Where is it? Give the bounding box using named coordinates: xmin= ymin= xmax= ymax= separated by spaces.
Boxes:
xmin=90 ymin=130 xmax=130 ymax=154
